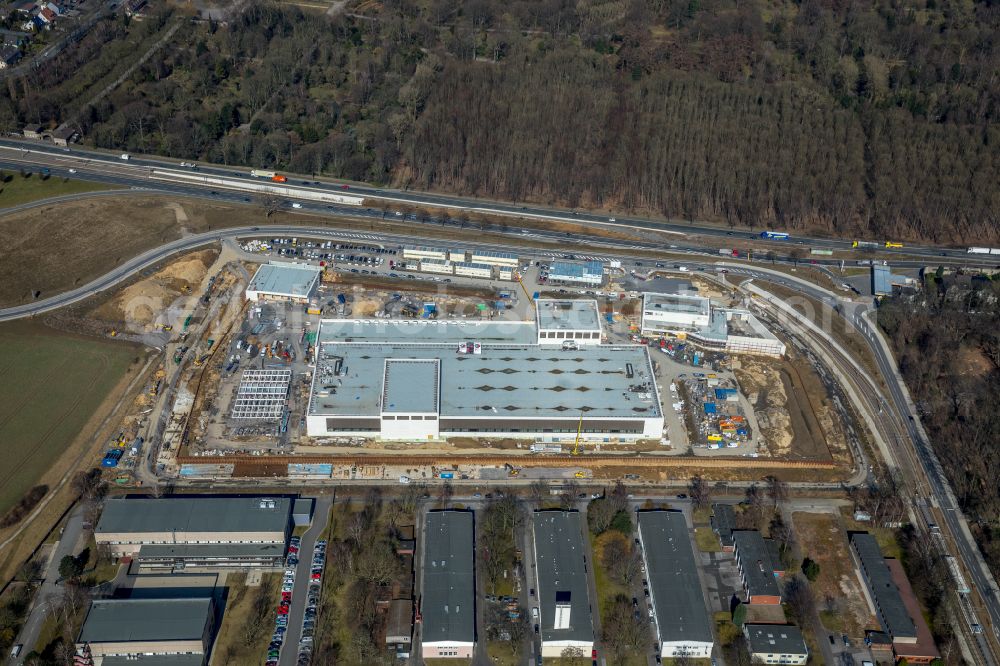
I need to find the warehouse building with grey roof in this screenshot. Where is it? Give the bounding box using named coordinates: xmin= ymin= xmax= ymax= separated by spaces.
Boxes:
xmin=76 ymin=597 xmax=216 ymax=664
xmin=244 ymin=261 xmax=323 ymax=303
xmin=637 ymin=511 xmax=714 ymax=658
xmin=305 ymin=319 xmax=662 ymax=441
xmin=96 ymin=496 xmax=292 ymax=569
xmin=532 ymin=511 xmax=594 ymax=658
xmin=420 ymin=510 xmax=476 ymax=659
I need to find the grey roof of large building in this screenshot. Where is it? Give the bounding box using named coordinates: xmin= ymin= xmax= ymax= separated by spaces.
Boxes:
xmin=532 ymin=511 xmax=594 ymax=643
xmin=382 ymin=359 xmax=440 ymax=413
xmin=310 ymin=341 xmax=660 ymax=420
xmin=643 ymin=293 xmax=711 ymax=317
xmin=733 ymin=531 xmax=780 ymax=597
xmin=851 ymin=532 xmax=917 ymax=639
xmin=536 ymin=299 xmax=602 ymax=331
xmin=744 ymin=624 xmax=808 ymax=656
xmin=637 ymin=512 xmax=713 ymax=645
xmin=711 ymin=504 xmax=737 ymax=547
xmin=78 ymin=598 xmax=212 ymax=644
xmin=317 ymin=319 xmax=537 ymax=344
xmin=97 ymin=496 xmax=292 ymax=537
xmin=247 ymin=261 xmax=321 ymax=298
xmin=422 ymin=511 xmax=476 ymax=644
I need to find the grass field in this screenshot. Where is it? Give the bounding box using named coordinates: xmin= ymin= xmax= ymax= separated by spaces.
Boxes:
xmin=0 ymin=173 xmax=118 ymax=208
xmin=0 ymin=320 xmax=135 ymax=516
xmin=694 ymin=527 xmax=722 ymax=552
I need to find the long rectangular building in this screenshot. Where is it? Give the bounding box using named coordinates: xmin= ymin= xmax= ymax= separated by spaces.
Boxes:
xmin=637 ymin=511 xmax=714 ymax=658
xmin=733 ymin=530 xmax=781 ymax=605
xmin=850 ymin=532 xmax=918 ymax=642
xmin=421 ymin=511 xmax=476 ymax=659
xmin=77 ymin=597 xmax=216 ymax=663
xmin=306 ymin=319 xmax=662 ymax=441
xmin=245 ymin=261 xmax=322 ymax=303
xmin=96 ymin=496 xmax=292 ymax=562
xmin=532 ymin=511 xmax=594 ymax=658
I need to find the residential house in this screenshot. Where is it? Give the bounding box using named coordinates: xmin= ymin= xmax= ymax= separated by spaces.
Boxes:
xmin=0 ymin=45 xmax=21 ymax=69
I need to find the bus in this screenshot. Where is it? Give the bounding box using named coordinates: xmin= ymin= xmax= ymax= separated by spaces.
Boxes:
xmin=250 ymin=169 xmax=276 ymax=178
xmin=884 ymin=241 xmax=904 ymax=248
xmin=759 ymin=231 xmax=790 ymax=240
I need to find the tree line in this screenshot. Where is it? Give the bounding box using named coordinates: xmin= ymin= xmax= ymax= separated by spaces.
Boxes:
xmin=0 ymin=0 xmax=996 ymax=241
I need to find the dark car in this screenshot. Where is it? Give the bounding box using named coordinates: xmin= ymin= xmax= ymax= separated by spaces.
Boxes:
xmin=828 ymin=635 xmax=835 ymax=645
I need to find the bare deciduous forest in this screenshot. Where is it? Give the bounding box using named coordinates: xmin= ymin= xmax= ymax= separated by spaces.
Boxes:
xmin=879 ymin=281 xmax=1000 ymax=573
xmin=2 ymin=0 xmax=997 ymax=240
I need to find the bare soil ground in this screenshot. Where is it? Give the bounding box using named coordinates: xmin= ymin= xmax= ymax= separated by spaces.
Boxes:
xmin=90 ymin=249 xmax=217 ymax=330
xmin=734 ymin=356 xmax=794 ymax=455
xmin=792 ymin=511 xmax=877 ymax=638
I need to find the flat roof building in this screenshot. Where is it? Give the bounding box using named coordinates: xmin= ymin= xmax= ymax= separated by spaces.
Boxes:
xmin=469 ymin=250 xmax=519 ymax=267
xmin=547 ymin=260 xmax=604 ymax=287
xmin=535 ymin=299 xmax=603 ymax=346
xmin=532 ymin=511 xmax=594 ymax=658
xmin=743 ymin=624 xmax=808 ymax=665
xmin=245 ymin=261 xmax=322 ymax=303
xmin=850 ymin=532 xmax=917 ymax=642
xmin=711 ymin=504 xmax=737 ymax=551
xmin=77 ymin=597 xmax=216 ymax=663
xmin=637 ymin=511 xmax=714 ymax=658
xmin=641 ymin=293 xmax=712 ymax=331
xmin=96 ymin=496 xmax=291 ymax=562
xmin=306 ymin=320 xmax=662 ymax=441
xmin=421 ymin=511 xmax=475 ymax=659
xmin=733 ymin=531 xmax=781 ymax=605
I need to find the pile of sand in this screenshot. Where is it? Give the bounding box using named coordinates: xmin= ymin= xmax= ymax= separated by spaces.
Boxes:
xmin=93 ymin=250 xmax=215 ymax=330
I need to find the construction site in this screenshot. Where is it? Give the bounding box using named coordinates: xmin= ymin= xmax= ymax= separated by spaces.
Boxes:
xmin=71 ymin=238 xmax=861 ymax=485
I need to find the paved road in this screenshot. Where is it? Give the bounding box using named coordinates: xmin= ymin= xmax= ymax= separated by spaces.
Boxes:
xmin=0 ymin=138 xmax=992 ymax=266
xmin=278 ymin=494 xmax=332 ymax=666
xmin=14 ymin=504 xmax=87 ymax=663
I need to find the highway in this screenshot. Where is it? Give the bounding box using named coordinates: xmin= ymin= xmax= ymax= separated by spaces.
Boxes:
xmin=0 ymin=137 xmax=995 ymax=266
xmin=2 ymin=138 xmax=999 ymax=661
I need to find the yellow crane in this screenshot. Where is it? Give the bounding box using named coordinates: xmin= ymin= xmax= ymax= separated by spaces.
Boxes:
xmin=572 ymin=411 xmax=583 ymax=456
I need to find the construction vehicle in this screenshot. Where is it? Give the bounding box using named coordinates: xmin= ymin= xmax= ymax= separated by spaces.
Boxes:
xmin=572 ymin=411 xmax=584 ymax=455
xmin=574 ymin=471 xmax=586 ymax=478
xmin=160 ymin=324 xmax=173 ymax=332
xmin=108 ymin=329 xmax=117 ymax=337
xmin=504 ymin=463 xmax=520 ymax=477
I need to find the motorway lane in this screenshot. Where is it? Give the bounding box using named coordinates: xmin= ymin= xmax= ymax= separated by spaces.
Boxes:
xmin=0 ymin=138 xmax=991 ymax=264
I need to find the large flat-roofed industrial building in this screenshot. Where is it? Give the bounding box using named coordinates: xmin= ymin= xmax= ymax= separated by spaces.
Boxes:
xmin=535 ymin=299 xmax=603 ymax=346
xmin=532 ymin=511 xmax=594 ymax=658
xmin=76 ymin=597 xmax=216 ymax=665
xmin=306 ymin=319 xmax=663 ymax=441
xmin=96 ymin=496 xmax=292 ymax=569
xmin=637 ymin=511 xmax=714 ymax=658
xmin=244 ymin=261 xmax=323 ymax=303
xmin=420 ymin=511 xmax=476 ymax=659
xmin=642 ymin=293 xmax=712 ymax=331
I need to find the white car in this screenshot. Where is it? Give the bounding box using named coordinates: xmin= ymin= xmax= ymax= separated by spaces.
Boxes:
xmin=68 ymin=168 xmax=77 ymax=174
xmin=120 ymin=153 xmax=130 ymax=160
xmin=292 ymin=203 xmax=303 ymax=209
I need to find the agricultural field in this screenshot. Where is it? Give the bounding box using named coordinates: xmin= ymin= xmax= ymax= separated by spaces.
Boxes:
xmin=0 ymin=172 xmax=117 ymax=208
xmin=0 ymin=320 xmax=135 ymax=516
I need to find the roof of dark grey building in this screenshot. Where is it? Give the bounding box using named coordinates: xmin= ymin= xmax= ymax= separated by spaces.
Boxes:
xmin=96 ymin=496 xmax=291 ymax=536
xmin=744 ymin=624 xmax=808 ymax=655
xmin=732 ymin=530 xmax=780 ymax=597
xmin=422 ymin=511 xmax=475 ymax=644
xmin=710 ymin=504 xmax=736 ymax=547
xmin=532 ymin=511 xmax=594 ymax=644
xmin=850 ymin=532 xmax=917 ymax=640
xmin=637 ymin=511 xmax=713 ymax=646
xmin=78 ymin=598 xmax=212 ymax=644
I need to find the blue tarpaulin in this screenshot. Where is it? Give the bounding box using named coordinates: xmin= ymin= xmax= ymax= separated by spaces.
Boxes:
xmin=703 ymin=402 xmax=717 ymax=414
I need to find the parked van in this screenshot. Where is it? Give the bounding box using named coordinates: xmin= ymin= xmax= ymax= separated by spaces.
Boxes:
xmin=120 ymin=153 xmax=130 ymax=160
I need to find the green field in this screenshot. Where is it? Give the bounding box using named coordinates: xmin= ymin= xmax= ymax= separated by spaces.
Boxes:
xmin=0 ymin=173 xmax=118 ymax=208
xmin=0 ymin=321 xmax=134 ymax=516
